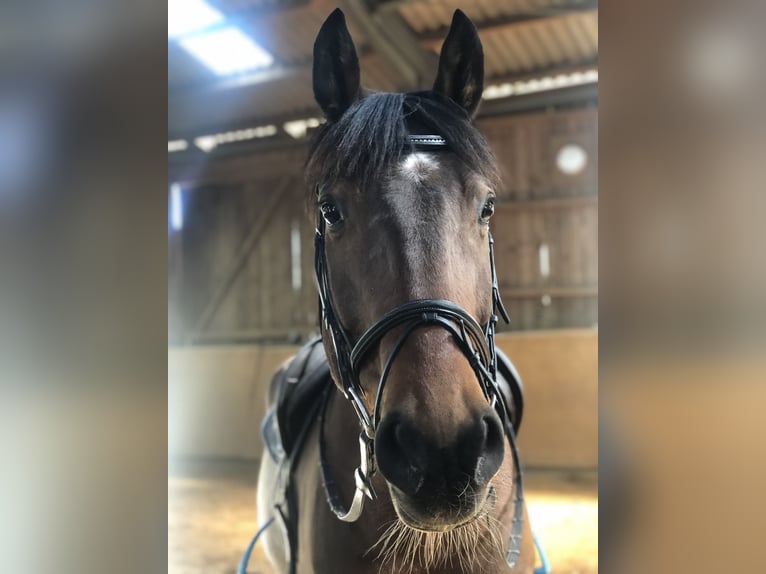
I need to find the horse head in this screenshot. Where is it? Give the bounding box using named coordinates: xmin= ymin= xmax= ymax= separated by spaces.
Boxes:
xmin=308 ymin=8 xmax=508 ymax=534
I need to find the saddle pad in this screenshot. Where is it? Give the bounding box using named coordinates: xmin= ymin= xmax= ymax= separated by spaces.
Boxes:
xmin=261 ymin=337 xmax=332 ymax=465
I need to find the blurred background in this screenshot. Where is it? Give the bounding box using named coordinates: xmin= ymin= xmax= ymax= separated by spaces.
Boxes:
xmin=168 ymin=1 xmax=598 ymax=573
xmin=0 ymin=0 xmax=763 ymax=573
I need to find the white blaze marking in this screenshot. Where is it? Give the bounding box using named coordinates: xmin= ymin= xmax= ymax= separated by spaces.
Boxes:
xmin=401 ymin=153 xmax=437 ymax=183
xmin=384 ymin=153 xmax=442 ymax=292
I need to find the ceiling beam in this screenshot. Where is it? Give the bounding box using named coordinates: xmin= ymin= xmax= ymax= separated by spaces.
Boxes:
xmin=369 ymin=2 xmax=439 ymax=88
xmin=485 ymin=60 xmax=598 ymax=85
xmin=168 ymin=106 xmax=321 ymax=142
xmin=168 ymin=43 xmax=370 ymax=98
xmin=168 ymin=60 xmax=596 ymax=142
xmin=167 ymin=81 xmax=597 ymax=176
xmin=169 ymin=63 xmax=307 ymax=100
xmin=479 ymin=82 xmax=597 ymax=117
xmin=375 ymin=0 xmax=421 ymax=14
xmin=341 ymin=0 xmax=433 ymax=90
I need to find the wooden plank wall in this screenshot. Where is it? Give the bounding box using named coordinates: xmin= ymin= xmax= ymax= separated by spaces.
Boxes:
xmin=168 ymin=329 xmax=597 ymax=468
xmin=168 ymin=106 xmax=597 ymax=343
xmin=480 ymin=108 xmax=598 ymax=331
xmin=170 ymin=178 xmax=320 ymax=343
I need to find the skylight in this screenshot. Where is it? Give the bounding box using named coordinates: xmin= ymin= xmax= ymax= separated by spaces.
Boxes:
xmin=168 ymin=0 xmax=223 ymax=39
xmin=169 ymin=0 xmax=274 ymax=77
xmin=180 ymin=27 xmax=274 ymax=76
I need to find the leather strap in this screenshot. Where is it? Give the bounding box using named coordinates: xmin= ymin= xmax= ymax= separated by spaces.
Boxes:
xmin=350 ymin=298 xmax=491 ymax=373
xmin=318 ymin=387 xmax=377 ymax=522
xmin=505 ymin=422 xmax=526 ymax=569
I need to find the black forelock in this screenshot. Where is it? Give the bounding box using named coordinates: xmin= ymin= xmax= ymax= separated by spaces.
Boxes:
xmin=306 ymin=91 xmax=499 ymax=195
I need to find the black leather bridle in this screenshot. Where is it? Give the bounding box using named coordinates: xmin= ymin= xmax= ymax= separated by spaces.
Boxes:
xmin=314 ymin=134 xmax=527 ymax=569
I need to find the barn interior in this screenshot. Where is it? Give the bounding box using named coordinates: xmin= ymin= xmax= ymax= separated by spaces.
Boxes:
xmin=168 ymin=1 xmax=597 ymax=572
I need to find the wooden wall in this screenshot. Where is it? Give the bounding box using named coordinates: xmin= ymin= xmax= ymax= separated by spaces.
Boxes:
xmin=169 ymin=106 xmax=597 ymax=343
xmin=169 ymin=178 xmax=320 ymax=343
xmin=479 ymin=108 xmax=598 ymax=331
xmin=168 ymin=330 xmax=598 ymax=468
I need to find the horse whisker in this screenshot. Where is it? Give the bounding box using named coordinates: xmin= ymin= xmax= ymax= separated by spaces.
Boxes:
xmin=369 ymin=505 xmax=503 ymax=573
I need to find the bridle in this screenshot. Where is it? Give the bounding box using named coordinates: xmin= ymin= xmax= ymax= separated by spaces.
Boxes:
xmin=314 ymin=134 xmax=527 ymax=569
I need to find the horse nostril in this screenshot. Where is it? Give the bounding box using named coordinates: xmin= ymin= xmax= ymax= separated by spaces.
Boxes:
xmin=375 ymin=415 xmax=426 ymax=497
xmin=474 ymin=413 xmax=504 ymax=486
xmin=483 ymin=414 xmax=504 ymax=453
xmin=376 ymin=412 xmax=505 ymax=497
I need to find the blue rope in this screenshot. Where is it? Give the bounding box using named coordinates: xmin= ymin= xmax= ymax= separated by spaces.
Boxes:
xmin=237 ymin=516 xmax=275 ymax=574
xmin=533 ymin=531 xmax=551 ymax=574
xmin=238 ymin=516 xmax=550 ymax=574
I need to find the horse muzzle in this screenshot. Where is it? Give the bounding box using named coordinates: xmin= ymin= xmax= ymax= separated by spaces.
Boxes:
xmin=375 ymin=408 xmax=505 ymax=530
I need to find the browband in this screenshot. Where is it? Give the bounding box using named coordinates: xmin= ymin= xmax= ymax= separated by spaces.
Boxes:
xmin=407 ymin=134 xmax=448 ymax=149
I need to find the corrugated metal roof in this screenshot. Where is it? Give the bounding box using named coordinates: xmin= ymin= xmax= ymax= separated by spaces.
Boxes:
xmin=168 ymin=52 xmax=401 ymax=136
xmin=471 ymin=11 xmax=598 ymax=77
xmin=412 ymin=7 xmax=597 ymax=78
xmin=235 ymin=7 xmax=372 ymax=66
xmin=398 ymin=0 xmax=569 ymax=34
xmin=169 ymin=0 xmax=597 ymax=135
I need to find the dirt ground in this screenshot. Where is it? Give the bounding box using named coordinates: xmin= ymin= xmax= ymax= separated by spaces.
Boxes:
xmin=168 ymin=461 xmax=597 ymax=574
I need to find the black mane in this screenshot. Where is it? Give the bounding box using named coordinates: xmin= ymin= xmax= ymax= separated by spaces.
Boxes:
xmin=306 ymin=91 xmax=500 ymax=194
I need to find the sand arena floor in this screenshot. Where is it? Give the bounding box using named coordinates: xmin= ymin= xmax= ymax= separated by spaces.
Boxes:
xmin=169 ymin=461 xmax=597 ymax=574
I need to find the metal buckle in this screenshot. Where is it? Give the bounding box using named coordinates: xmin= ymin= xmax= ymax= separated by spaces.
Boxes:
xmin=347 ymin=386 xmax=374 ymax=439
xmin=336 ymin=432 xmax=377 ymax=523
xmin=354 ymin=432 xmax=377 ymax=500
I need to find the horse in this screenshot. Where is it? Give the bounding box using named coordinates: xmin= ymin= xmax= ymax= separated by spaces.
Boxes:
xmin=256 ymin=8 xmax=535 ymax=574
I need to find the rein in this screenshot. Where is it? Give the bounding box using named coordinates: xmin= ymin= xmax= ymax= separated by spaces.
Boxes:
xmin=314 ymin=134 xmax=527 ymax=569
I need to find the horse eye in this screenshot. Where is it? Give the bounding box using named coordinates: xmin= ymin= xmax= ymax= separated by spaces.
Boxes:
xmin=481 ymin=199 xmax=495 ymax=222
xmin=320 ymin=201 xmax=343 ymax=227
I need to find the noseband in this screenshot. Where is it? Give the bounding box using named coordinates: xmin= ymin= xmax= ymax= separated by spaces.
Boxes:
xmin=314 ymin=134 xmax=527 ymax=569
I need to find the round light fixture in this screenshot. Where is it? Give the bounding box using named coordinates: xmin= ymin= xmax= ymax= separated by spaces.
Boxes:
xmin=556 ymin=144 xmax=587 ymax=175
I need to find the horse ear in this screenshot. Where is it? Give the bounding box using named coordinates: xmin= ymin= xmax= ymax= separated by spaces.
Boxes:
xmin=432 ymin=9 xmax=484 ymax=117
xmin=313 ymin=8 xmax=361 ymax=122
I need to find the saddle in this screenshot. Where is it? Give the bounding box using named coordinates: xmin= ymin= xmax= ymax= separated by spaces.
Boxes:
xmin=262 ymin=336 xmax=330 ymax=465
xmin=259 ymin=336 xmax=524 ymax=573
